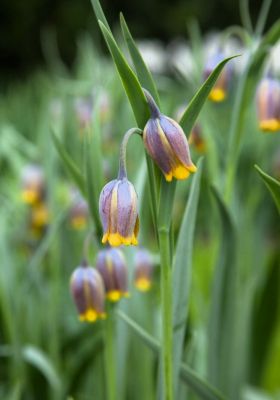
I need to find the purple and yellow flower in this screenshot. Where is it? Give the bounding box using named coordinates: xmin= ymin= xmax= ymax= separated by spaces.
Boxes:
xmin=70 ymin=261 xmax=106 ymax=322
xmin=134 ymin=248 xmax=154 ymax=292
xmin=189 ymin=124 xmax=206 ymax=153
xmin=143 ymin=89 xmax=197 ymax=182
xmin=99 ymin=178 xmax=139 ymax=247
xmin=21 ymin=164 xmax=45 ymax=205
xmin=96 ymin=247 xmax=129 ymax=302
xmin=256 ymin=76 xmax=280 ymax=132
xmin=69 ymin=189 xmax=89 ymax=230
xmin=203 ymin=52 xmax=232 ymax=102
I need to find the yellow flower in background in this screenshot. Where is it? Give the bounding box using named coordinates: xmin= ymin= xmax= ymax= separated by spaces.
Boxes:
xmin=256 ymin=76 xmax=280 ymax=133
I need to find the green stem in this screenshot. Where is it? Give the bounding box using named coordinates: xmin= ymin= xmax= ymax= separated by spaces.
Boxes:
xmin=104 ymin=304 xmax=116 ymax=400
xmin=118 ymin=128 xmax=142 ymax=179
xmin=158 ymin=228 xmax=173 ymax=400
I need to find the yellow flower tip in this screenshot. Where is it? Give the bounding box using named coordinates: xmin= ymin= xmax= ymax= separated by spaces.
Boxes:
xmin=164 ymin=172 xmax=173 ymax=182
xmin=259 ymin=119 xmax=280 ymax=132
xmin=188 ymin=163 xmax=197 ymax=173
xmin=107 ymin=290 xmax=122 ymax=302
xmin=209 ymin=88 xmax=226 ymax=102
xmin=71 ymin=216 xmax=87 ymax=230
xmin=135 ymin=278 xmax=152 ymax=292
xmin=101 ymin=233 xmax=108 ymax=244
xmin=79 ymin=309 xmax=98 ymax=323
xmin=21 ymin=189 xmax=39 ymax=205
xmin=107 ymin=233 xmax=122 ymax=247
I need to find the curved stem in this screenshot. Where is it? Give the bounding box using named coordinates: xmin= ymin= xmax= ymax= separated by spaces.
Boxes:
xmin=255 ymin=0 xmax=272 ymax=37
xmin=142 ymin=88 xmax=161 ymax=118
xmin=118 ymin=128 xmax=142 ymax=179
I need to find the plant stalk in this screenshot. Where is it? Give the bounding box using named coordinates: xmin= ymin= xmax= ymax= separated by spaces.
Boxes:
xmin=104 ymin=304 xmax=116 ymax=400
xmin=158 ymin=227 xmax=173 ymax=400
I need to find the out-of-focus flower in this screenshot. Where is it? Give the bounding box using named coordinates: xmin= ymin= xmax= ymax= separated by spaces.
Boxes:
xmin=189 ymin=124 xmax=206 ymax=153
xmin=96 ymin=247 xmax=129 ymax=302
xmin=21 ymin=164 xmax=45 ymax=205
xmin=143 ymin=89 xmax=197 ymax=182
xmin=69 ymin=189 xmax=89 ymax=230
xmin=134 ymin=248 xmax=154 ymax=292
xmin=137 ymin=40 xmax=167 ymax=74
xmin=74 ymin=95 xmax=93 ymax=130
xmin=70 ymin=261 xmax=106 ymax=322
xmin=31 ymin=203 xmax=49 ymax=229
xmin=203 ymin=52 xmax=233 ymax=102
xmin=99 ymin=178 xmax=139 ymax=247
xmin=256 ymin=76 xmax=280 ymax=132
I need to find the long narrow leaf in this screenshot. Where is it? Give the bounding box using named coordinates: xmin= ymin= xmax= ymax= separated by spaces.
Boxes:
xmin=255 ymin=165 xmax=280 ymax=214
xmin=120 ymin=13 xmax=160 ymax=105
xmin=208 ymin=187 xmax=237 ymax=398
xmin=172 ymin=158 xmax=204 ymax=394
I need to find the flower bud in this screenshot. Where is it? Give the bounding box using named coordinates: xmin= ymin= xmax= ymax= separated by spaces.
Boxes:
xmin=70 ymin=262 xmax=106 ymax=322
xmin=143 ymin=92 xmax=197 ymax=182
xmin=96 ymin=248 xmax=129 ymax=302
xmin=134 ymin=248 xmax=154 ymax=292
xmin=21 ymin=164 xmax=45 ymax=205
xmin=189 ymin=124 xmax=206 ymax=153
xmin=69 ymin=189 xmax=89 ymax=230
xmin=203 ymin=52 xmax=232 ymax=102
xmin=99 ymin=178 xmax=139 ymax=246
xmin=256 ymin=76 xmax=280 ymax=132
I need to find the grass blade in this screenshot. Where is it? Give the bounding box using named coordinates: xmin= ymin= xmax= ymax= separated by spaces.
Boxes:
xmin=255 ymin=165 xmax=280 ymax=214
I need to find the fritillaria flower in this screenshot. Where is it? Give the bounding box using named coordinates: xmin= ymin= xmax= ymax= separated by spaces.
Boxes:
xmin=256 ymin=76 xmax=280 ymax=132
xmin=69 ymin=189 xmax=89 ymax=230
xmin=134 ymin=248 xmax=154 ymax=292
xmin=21 ymin=164 xmax=45 ymax=205
xmin=189 ymin=124 xmax=206 ymax=153
xmin=96 ymin=247 xmax=129 ymax=302
xmin=143 ymin=89 xmax=197 ymax=182
xmin=99 ymin=128 xmax=141 ymax=247
xmin=70 ymin=261 xmax=106 ymax=322
xmin=203 ymin=52 xmax=232 ymax=102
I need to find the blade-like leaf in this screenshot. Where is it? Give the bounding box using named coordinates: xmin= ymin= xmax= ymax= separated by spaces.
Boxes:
xmin=119 ymin=13 xmax=160 ymax=105
xmin=172 ymin=158 xmax=204 ymax=394
xmin=117 ymin=310 xmax=226 ymax=400
xmin=208 ymin=187 xmax=237 ymax=398
xmin=51 ymin=131 xmax=85 ymax=195
xmin=90 ymin=0 xmax=110 ymax=31
xmin=22 ymin=345 xmax=62 ymax=392
xmin=98 ymin=21 xmax=149 ymax=127
xmin=255 ymin=165 xmax=280 ymax=214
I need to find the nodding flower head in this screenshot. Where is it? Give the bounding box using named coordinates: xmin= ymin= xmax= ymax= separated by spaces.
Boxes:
xmin=203 ymin=52 xmax=232 ymax=102
xmin=96 ymin=247 xmax=129 ymax=302
xmin=189 ymin=123 xmax=206 ymax=153
xmin=70 ymin=261 xmax=106 ymax=323
xmin=256 ymin=76 xmax=280 ymax=133
xmin=143 ymin=89 xmax=197 ymax=182
xmin=99 ymin=178 xmax=139 ymax=247
xmin=21 ymin=164 xmax=45 ymax=205
xmin=134 ymin=248 xmax=154 ymax=292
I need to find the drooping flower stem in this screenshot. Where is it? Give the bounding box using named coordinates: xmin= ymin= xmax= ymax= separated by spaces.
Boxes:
xmin=158 ymin=227 xmax=173 ymax=400
xmin=118 ymin=128 xmax=142 ymax=179
xmin=142 ymin=88 xmax=161 ymax=118
xmin=103 ymin=303 xmax=116 ymax=400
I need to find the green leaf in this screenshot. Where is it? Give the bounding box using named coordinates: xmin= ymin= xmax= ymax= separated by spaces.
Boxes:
xmin=98 ymin=21 xmax=149 ymax=127
xmin=22 ymin=345 xmax=62 ymax=392
xmin=117 ymin=310 xmax=226 ymax=400
xmin=90 ymin=0 xmax=110 ymax=31
xmin=172 ymin=158 xmax=204 ymax=394
xmin=179 ymin=56 xmax=238 ymax=136
xmin=255 ymin=165 xmax=280 ymax=214
xmin=208 ymin=187 xmax=237 ymax=397
xmin=51 ymin=131 xmax=85 ymax=195
xmin=119 ymin=13 xmax=160 ymax=105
